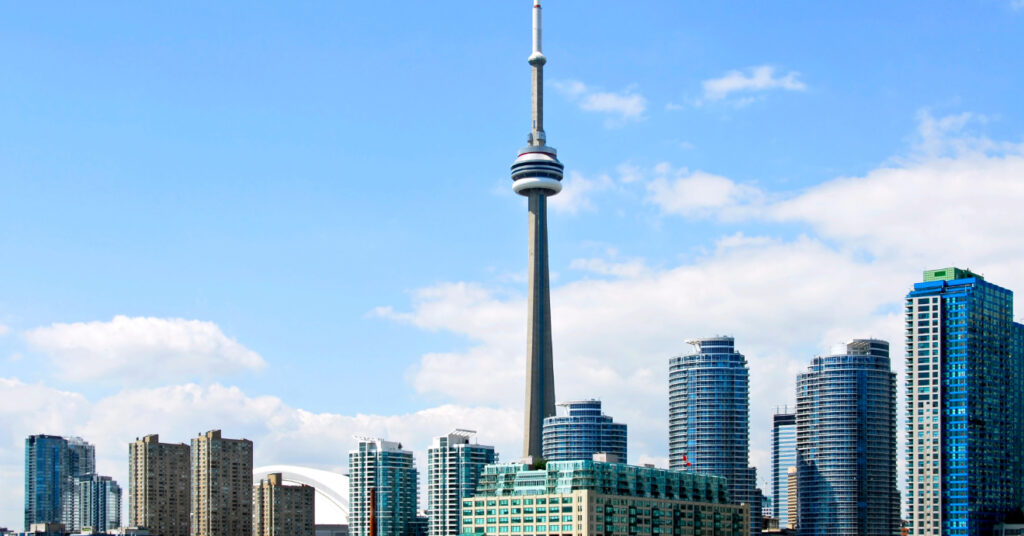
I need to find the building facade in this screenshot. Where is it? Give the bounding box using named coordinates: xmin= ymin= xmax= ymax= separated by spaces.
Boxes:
xmin=669 ymin=337 xmax=760 ymax=535
xmin=129 ymin=434 xmax=191 ymax=536
xmin=190 ymin=430 xmax=253 ymax=536
xmin=462 ymin=460 xmax=748 ymax=536
xmin=541 ymin=400 xmax=627 ymax=463
xmin=253 ymin=472 xmax=315 ymax=536
xmin=905 ymin=268 xmax=1024 ymax=536
xmin=349 ymin=437 xmax=418 ymax=536
xmin=795 ymin=339 xmax=898 ymax=536
xmin=427 ymin=430 xmax=497 ymax=536
xmin=71 ymin=474 xmax=121 ymax=531
xmin=770 ymin=410 xmax=796 ymax=529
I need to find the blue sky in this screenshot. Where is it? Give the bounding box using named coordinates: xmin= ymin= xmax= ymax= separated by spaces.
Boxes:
xmin=3 ymin=0 xmax=1024 ymax=525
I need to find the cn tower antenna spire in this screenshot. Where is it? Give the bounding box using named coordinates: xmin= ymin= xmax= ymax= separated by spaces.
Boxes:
xmin=529 ymin=1 xmax=546 ymax=146
xmin=511 ymin=0 xmax=563 ymax=462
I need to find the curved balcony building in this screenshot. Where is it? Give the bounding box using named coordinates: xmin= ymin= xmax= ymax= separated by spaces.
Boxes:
xmin=541 ymin=400 xmax=626 ymax=462
xmin=795 ymin=339 xmax=898 ymax=536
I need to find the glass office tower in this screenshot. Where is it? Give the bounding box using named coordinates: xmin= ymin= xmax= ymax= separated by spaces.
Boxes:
xmin=771 ymin=409 xmax=796 ymax=529
xmin=905 ymin=268 xmax=1024 ymax=536
xmin=669 ymin=336 xmax=759 ymax=536
xmin=795 ymin=339 xmax=898 ymax=536
xmin=541 ymin=400 xmax=627 ymax=462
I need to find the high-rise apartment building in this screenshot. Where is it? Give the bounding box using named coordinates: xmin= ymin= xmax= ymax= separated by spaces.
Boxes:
xmin=25 ymin=435 xmax=69 ymax=529
xmin=190 ymin=430 xmax=253 ymax=536
xmin=349 ymin=437 xmax=418 ymax=536
xmin=795 ymin=339 xmax=898 ymax=536
xmin=427 ymin=430 xmax=496 ymax=536
xmin=462 ymin=460 xmax=748 ymax=536
xmin=770 ymin=409 xmax=796 ymax=529
xmin=71 ymin=474 xmax=121 ymax=531
xmin=906 ymin=268 xmax=1024 ymax=536
xmin=129 ymin=434 xmax=191 ymax=536
xmin=24 ymin=435 xmax=95 ymax=530
xmin=253 ymin=472 xmax=315 ymax=536
xmin=669 ymin=337 xmax=760 ymax=535
xmin=786 ymin=467 xmax=797 ymax=531
xmin=541 ymin=400 xmax=627 ymax=462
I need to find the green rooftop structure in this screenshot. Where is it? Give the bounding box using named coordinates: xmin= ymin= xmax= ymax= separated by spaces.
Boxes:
xmin=922 ymin=267 xmax=982 ymax=282
xmin=462 ymin=460 xmax=747 ymax=536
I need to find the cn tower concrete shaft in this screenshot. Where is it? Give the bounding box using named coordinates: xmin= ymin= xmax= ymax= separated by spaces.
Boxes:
xmin=523 ymin=190 xmax=556 ymax=460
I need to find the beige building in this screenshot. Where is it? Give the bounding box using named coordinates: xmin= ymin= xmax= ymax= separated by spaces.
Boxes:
xmin=253 ymin=473 xmax=315 ymax=536
xmin=129 ymin=434 xmax=191 ymax=536
xmin=190 ymin=430 xmax=253 ymax=536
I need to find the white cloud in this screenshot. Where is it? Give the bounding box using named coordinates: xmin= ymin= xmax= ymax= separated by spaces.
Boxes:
xmin=702 ymin=65 xmax=806 ymax=102
xmin=0 ymin=324 xmax=8 ymax=336
xmin=24 ymin=316 xmax=266 ymax=384
xmin=548 ymin=171 xmax=614 ymax=215
xmin=1013 ymin=0 xmax=1024 ymax=9
xmin=0 ymin=378 xmax=521 ymax=527
xmin=555 ymin=80 xmax=647 ymax=126
xmin=645 ymin=165 xmax=763 ymax=219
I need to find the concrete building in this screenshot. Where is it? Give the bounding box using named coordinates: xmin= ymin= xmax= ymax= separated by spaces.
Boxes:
xmin=427 ymin=430 xmax=496 ymax=536
xmin=669 ymin=337 xmax=760 ymax=535
xmin=905 ymin=268 xmax=1024 ymax=536
xmin=541 ymin=400 xmax=626 ymax=463
xmin=462 ymin=459 xmax=748 ymax=536
xmin=129 ymin=435 xmax=190 ymax=536
xmin=190 ymin=430 xmax=253 ymax=536
xmin=348 ymin=437 xmax=418 ymax=536
xmin=253 ymin=472 xmax=315 ymax=536
xmin=795 ymin=339 xmax=898 ymax=536
xmin=510 ymin=0 xmax=565 ymax=462
xmin=70 ymin=474 xmax=121 ymax=532
xmin=770 ymin=410 xmax=796 ymax=529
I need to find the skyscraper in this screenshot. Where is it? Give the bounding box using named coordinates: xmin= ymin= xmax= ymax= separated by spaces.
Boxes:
xmin=71 ymin=474 xmax=121 ymax=532
xmin=24 ymin=435 xmax=95 ymax=531
xmin=349 ymin=437 xmax=418 ymax=536
xmin=190 ymin=430 xmax=253 ymax=536
xmin=426 ymin=430 xmax=496 ymax=536
xmin=541 ymin=400 xmax=627 ymax=462
xmin=253 ymin=473 xmax=315 ymax=536
xmin=512 ymin=0 xmax=565 ymax=462
xmin=905 ymin=268 xmax=1024 ymax=536
xmin=668 ymin=337 xmax=759 ymax=535
xmin=24 ymin=435 xmax=69 ymax=529
xmin=770 ymin=409 xmax=796 ymax=529
xmin=129 ymin=434 xmax=191 ymax=536
xmin=795 ymin=339 xmax=898 ymax=536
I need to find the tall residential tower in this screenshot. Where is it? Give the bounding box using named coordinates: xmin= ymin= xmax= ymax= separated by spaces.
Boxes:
xmin=905 ymin=268 xmax=1024 ymax=536
xmin=512 ymin=0 xmax=565 ymax=462
xmin=349 ymin=437 xmax=418 ymax=536
xmin=426 ymin=430 xmax=496 ymax=536
xmin=129 ymin=434 xmax=191 ymax=536
xmin=668 ymin=337 xmax=759 ymax=536
xmin=541 ymin=400 xmax=627 ymax=462
xmin=795 ymin=339 xmax=898 ymax=536
xmin=770 ymin=409 xmax=796 ymax=530
xmin=190 ymin=430 xmax=253 ymax=536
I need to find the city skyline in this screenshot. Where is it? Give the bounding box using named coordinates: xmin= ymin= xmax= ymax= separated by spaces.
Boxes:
xmin=5 ymin=0 xmax=1024 ymax=529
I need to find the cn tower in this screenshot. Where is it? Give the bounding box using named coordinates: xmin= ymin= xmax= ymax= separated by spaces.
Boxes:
xmin=511 ymin=0 xmax=563 ymax=461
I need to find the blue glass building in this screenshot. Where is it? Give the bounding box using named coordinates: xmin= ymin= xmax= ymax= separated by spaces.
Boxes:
xmin=669 ymin=337 xmax=760 ymax=536
xmin=795 ymin=339 xmax=898 ymax=536
xmin=349 ymin=437 xmax=419 ymax=536
xmin=427 ymin=430 xmax=497 ymax=536
xmin=541 ymin=400 xmax=626 ymax=462
xmin=25 ymin=435 xmax=68 ymax=529
xmin=905 ymin=268 xmax=1024 ymax=536
xmin=770 ymin=409 xmax=796 ymax=529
